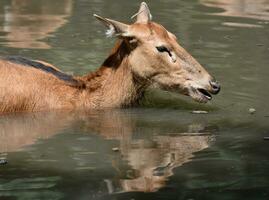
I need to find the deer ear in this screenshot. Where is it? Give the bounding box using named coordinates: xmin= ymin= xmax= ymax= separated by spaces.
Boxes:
xmin=94 ymin=14 xmax=131 ymax=37
xmin=132 ymin=2 xmax=152 ymax=23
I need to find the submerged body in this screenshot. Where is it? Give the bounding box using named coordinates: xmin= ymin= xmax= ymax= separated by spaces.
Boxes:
xmin=0 ymin=46 xmax=142 ymax=113
xmin=0 ymin=56 xmax=87 ymax=112
xmin=0 ymin=2 xmax=220 ymax=114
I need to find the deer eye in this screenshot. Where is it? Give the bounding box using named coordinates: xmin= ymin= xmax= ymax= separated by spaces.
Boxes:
xmin=156 ymin=46 xmax=172 ymax=57
xmin=156 ymin=46 xmax=168 ymax=52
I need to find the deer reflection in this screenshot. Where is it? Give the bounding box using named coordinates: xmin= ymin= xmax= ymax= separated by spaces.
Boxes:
xmin=0 ymin=110 xmax=213 ymax=193
xmin=85 ymin=112 xmax=213 ymax=192
xmin=0 ymin=0 xmax=73 ymax=49
xmin=111 ymin=132 xmax=212 ymax=192
xmin=200 ymin=0 xmax=269 ymax=21
xmin=0 ymin=112 xmax=74 ymax=152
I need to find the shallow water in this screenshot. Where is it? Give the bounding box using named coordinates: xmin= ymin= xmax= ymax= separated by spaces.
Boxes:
xmin=0 ymin=0 xmax=269 ymax=199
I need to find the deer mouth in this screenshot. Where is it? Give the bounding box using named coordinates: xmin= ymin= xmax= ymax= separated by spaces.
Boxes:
xmin=198 ymin=88 xmax=212 ymax=100
xmin=189 ymin=87 xmax=212 ymax=103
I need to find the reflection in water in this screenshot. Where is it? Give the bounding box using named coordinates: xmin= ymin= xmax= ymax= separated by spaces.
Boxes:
xmin=0 ymin=110 xmax=213 ymax=195
xmin=0 ymin=0 xmax=269 ymax=199
xmin=0 ymin=112 xmax=72 ymax=152
xmin=118 ymin=134 xmax=211 ymax=192
xmin=201 ymin=0 xmax=269 ymax=21
xmin=0 ymin=0 xmax=73 ymax=49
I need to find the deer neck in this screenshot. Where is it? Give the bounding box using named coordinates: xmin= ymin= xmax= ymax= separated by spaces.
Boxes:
xmin=82 ymin=40 xmax=147 ymax=108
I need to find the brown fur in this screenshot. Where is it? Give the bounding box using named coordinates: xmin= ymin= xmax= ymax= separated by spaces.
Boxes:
xmin=0 ymin=40 xmax=145 ymax=113
xmin=0 ymin=3 xmax=219 ymax=114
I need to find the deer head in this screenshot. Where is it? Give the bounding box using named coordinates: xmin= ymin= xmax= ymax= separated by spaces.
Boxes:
xmin=94 ymin=2 xmax=220 ymax=103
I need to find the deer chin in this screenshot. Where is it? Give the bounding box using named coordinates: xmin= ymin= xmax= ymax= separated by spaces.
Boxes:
xmin=152 ymin=79 xmax=212 ymax=103
xmin=188 ymin=87 xmax=212 ymax=103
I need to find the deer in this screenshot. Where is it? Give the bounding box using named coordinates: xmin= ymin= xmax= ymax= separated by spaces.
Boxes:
xmin=0 ymin=2 xmax=220 ymax=114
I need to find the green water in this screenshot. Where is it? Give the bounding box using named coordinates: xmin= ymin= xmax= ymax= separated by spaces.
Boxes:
xmin=0 ymin=0 xmax=269 ymax=199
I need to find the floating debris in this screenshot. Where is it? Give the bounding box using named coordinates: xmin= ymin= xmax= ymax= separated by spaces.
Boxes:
xmin=191 ymin=110 xmax=208 ymax=114
xmin=248 ymin=108 xmax=256 ymax=114
xmin=256 ymin=44 xmax=265 ymax=46
xmin=112 ymin=147 xmax=119 ymax=152
xmin=222 ymin=22 xmax=263 ymax=28
xmin=0 ymin=159 xmax=8 ymax=165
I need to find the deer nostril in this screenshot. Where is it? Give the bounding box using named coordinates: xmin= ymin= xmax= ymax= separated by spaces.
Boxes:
xmin=209 ymin=80 xmax=220 ymax=94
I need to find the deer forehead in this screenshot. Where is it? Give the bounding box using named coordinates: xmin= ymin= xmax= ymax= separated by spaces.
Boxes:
xmin=130 ymin=22 xmax=172 ymax=41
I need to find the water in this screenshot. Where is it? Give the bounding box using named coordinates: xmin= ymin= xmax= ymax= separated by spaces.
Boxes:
xmin=0 ymin=0 xmax=269 ymax=199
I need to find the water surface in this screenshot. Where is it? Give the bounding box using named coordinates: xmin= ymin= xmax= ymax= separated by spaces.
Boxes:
xmin=0 ymin=0 xmax=269 ymax=199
